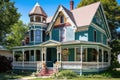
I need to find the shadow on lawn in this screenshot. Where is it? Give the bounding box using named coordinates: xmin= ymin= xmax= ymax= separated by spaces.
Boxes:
xmin=0 ymin=70 xmax=33 ymax=80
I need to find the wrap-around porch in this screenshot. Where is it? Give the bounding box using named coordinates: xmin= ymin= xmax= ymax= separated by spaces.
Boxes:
xmin=12 ymin=40 xmax=111 ymax=74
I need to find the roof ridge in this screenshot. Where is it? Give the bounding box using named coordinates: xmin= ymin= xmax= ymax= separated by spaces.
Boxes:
xmin=71 ymin=1 xmax=100 ymax=12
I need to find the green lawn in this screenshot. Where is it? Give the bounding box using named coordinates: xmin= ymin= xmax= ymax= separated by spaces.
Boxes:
xmin=0 ymin=70 xmax=120 ymax=80
xmin=33 ymin=78 xmax=120 ymax=80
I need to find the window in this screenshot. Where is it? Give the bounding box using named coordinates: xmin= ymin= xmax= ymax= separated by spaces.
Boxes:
xmin=60 ymin=27 xmax=66 ymax=42
xmin=101 ymin=34 xmax=103 ymax=43
xmin=30 ymin=30 xmax=34 ymax=41
xmin=61 ymin=48 xmax=69 ymax=61
xmin=42 ymin=30 xmax=45 ymax=42
xmin=60 ymin=15 xmax=64 ymax=23
xmin=93 ymin=30 xmax=97 ymax=42
xmin=30 ymin=16 xmax=34 ymax=22
xmin=35 ymin=30 xmax=41 ymax=42
xmin=76 ymin=48 xmax=81 ymax=61
xmin=36 ymin=16 xmax=41 ymax=22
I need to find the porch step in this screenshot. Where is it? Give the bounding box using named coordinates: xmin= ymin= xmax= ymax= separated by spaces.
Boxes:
xmin=37 ymin=68 xmax=54 ymax=76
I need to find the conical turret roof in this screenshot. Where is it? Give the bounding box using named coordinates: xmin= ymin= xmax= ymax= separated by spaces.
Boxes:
xmin=29 ymin=2 xmax=47 ymax=17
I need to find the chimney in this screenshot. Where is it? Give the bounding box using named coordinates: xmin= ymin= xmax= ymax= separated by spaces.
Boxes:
xmin=70 ymin=0 xmax=74 ymax=10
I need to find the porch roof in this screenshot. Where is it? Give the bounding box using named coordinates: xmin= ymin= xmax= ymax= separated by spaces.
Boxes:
xmin=12 ymin=40 xmax=111 ymax=50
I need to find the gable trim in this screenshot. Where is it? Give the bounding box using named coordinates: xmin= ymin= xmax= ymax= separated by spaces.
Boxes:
xmin=46 ymin=5 xmax=77 ymax=33
xmin=91 ymin=23 xmax=107 ymax=37
xmin=100 ymin=4 xmax=111 ymax=39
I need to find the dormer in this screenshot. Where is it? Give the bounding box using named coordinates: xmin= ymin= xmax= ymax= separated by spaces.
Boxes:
xmin=29 ymin=3 xmax=47 ymax=23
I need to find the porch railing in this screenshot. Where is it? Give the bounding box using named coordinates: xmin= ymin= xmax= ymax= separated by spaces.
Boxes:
xmin=13 ymin=61 xmax=42 ymax=70
xmin=61 ymin=61 xmax=109 ymax=69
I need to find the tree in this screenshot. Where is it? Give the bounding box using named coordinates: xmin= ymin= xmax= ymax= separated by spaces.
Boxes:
xmin=110 ymin=40 xmax=120 ymax=68
xmin=6 ymin=21 xmax=28 ymax=49
xmin=0 ymin=55 xmax=12 ymax=73
xmin=0 ymin=0 xmax=20 ymax=44
xmin=77 ymin=0 xmax=120 ymax=39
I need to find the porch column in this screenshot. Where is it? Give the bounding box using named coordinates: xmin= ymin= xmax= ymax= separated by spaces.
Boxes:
xmin=13 ymin=50 xmax=15 ymax=69
xmin=80 ymin=46 xmax=83 ymax=76
xmin=34 ymin=49 xmax=36 ymax=61
xmin=22 ymin=49 xmax=25 ymax=69
xmin=42 ymin=47 xmax=46 ymax=62
xmin=102 ymin=48 xmax=104 ymax=68
xmin=13 ymin=50 xmax=15 ymax=62
xmin=108 ymin=50 xmax=111 ymax=66
xmin=60 ymin=47 xmax=62 ymax=62
xmin=29 ymin=50 xmax=31 ymax=61
xmin=44 ymin=47 xmax=46 ymax=62
xmin=57 ymin=46 xmax=61 ymax=62
xmin=41 ymin=48 xmax=43 ymax=62
xmin=97 ymin=46 xmax=99 ymax=69
xmin=74 ymin=48 xmax=76 ymax=61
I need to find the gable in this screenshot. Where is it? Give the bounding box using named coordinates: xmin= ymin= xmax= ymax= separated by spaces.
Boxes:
xmin=92 ymin=4 xmax=111 ymax=39
xmin=41 ymin=40 xmax=61 ymax=46
xmin=46 ymin=5 xmax=76 ymax=33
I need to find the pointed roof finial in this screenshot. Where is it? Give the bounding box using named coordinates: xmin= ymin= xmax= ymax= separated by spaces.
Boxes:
xmin=29 ymin=2 xmax=47 ymax=17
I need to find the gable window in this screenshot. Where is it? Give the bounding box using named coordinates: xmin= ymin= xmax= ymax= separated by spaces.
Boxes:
xmin=93 ymin=30 xmax=97 ymax=42
xmin=60 ymin=15 xmax=64 ymax=23
xmin=30 ymin=30 xmax=34 ymax=41
xmin=35 ymin=29 xmax=41 ymax=42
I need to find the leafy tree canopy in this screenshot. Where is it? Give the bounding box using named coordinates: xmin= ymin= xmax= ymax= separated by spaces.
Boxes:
xmin=0 ymin=0 xmax=20 ymax=43
xmin=77 ymin=0 xmax=120 ymax=39
xmin=6 ymin=20 xmax=28 ymax=49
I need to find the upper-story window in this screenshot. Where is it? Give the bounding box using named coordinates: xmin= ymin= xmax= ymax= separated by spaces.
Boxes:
xmin=60 ymin=15 xmax=64 ymax=23
xmin=93 ymin=30 xmax=97 ymax=42
xmin=30 ymin=16 xmax=34 ymax=22
xmin=36 ymin=16 xmax=41 ymax=22
xmin=35 ymin=29 xmax=41 ymax=42
xmin=60 ymin=27 xmax=66 ymax=42
xmin=30 ymin=30 xmax=34 ymax=41
xmin=101 ymin=34 xmax=103 ymax=43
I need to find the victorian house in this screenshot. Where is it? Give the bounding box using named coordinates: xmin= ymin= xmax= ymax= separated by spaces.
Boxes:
xmin=12 ymin=1 xmax=111 ymax=75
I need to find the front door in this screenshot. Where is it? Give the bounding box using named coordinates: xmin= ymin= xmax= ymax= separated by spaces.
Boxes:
xmin=46 ymin=48 xmax=57 ymax=67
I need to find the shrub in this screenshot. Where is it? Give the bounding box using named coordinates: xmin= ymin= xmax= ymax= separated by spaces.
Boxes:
xmin=53 ymin=70 xmax=77 ymax=79
xmin=0 ymin=55 xmax=12 ymax=73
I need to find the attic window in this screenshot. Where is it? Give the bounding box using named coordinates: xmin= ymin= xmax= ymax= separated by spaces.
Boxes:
xmin=60 ymin=15 xmax=64 ymax=23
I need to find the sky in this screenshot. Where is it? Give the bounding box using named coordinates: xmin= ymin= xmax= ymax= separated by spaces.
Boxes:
xmin=10 ymin=0 xmax=120 ymax=25
xmin=10 ymin=0 xmax=80 ymax=24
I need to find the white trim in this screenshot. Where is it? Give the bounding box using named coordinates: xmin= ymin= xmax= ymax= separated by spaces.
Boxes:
xmin=46 ymin=5 xmax=77 ymax=32
xmin=100 ymin=4 xmax=111 ymax=39
xmin=91 ymin=23 xmax=106 ymax=36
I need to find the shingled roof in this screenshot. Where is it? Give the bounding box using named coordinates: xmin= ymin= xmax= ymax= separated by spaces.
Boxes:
xmin=29 ymin=2 xmax=47 ymax=17
xmin=71 ymin=2 xmax=100 ymax=27
xmin=46 ymin=2 xmax=100 ymax=28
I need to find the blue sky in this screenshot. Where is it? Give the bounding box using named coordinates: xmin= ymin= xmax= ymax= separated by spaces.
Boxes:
xmin=10 ymin=0 xmax=120 ymax=25
xmin=10 ymin=0 xmax=80 ymax=24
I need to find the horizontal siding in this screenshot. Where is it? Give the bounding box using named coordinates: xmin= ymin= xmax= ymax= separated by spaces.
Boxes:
xmin=75 ymin=31 xmax=88 ymax=41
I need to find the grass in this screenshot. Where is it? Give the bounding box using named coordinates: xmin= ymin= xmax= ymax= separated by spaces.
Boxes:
xmin=0 ymin=70 xmax=33 ymax=80
xmin=0 ymin=70 xmax=120 ymax=80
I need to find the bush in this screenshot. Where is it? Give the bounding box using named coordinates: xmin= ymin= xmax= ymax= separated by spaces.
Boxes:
xmin=0 ymin=55 xmax=12 ymax=73
xmin=53 ymin=70 xmax=77 ymax=79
